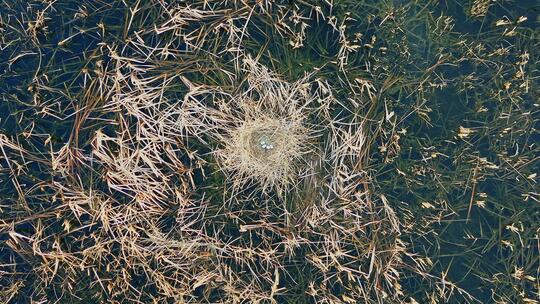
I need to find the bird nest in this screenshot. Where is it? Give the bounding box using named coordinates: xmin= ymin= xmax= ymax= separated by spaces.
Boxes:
xmin=220 ymin=115 xmax=309 ymax=192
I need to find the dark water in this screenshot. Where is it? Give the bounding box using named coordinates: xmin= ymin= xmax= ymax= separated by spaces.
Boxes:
xmin=0 ymin=0 xmax=538 ymax=303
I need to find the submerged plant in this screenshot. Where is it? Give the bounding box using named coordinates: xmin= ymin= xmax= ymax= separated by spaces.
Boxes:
xmin=0 ymin=0 xmax=538 ymax=303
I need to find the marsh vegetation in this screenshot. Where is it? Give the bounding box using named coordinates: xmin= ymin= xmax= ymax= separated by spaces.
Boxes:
xmin=0 ymin=0 xmax=538 ymax=303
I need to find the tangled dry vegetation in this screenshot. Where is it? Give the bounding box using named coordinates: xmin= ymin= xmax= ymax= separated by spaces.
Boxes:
xmin=1 ymin=0 xmax=538 ymax=303
xmin=183 ymin=58 xmax=316 ymax=195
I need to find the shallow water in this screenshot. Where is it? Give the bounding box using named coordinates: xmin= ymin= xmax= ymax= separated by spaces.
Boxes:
xmin=0 ymin=1 xmax=538 ymax=303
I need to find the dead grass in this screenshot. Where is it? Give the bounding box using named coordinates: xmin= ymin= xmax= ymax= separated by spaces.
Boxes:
xmin=1 ymin=0 xmax=537 ymax=303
